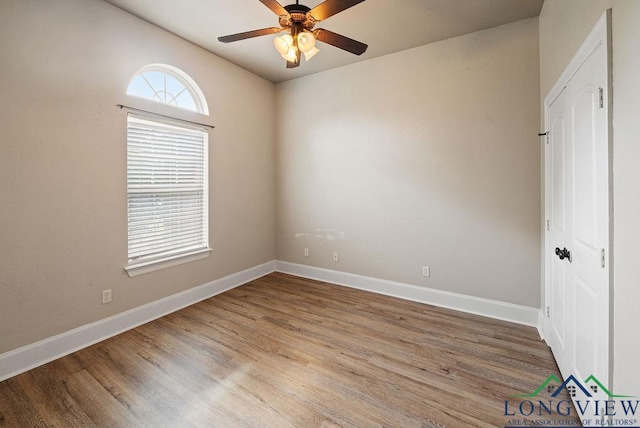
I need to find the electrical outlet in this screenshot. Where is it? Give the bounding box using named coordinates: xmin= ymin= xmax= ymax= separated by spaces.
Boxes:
xmin=102 ymin=289 xmax=112 ymax=304
xmin=304 ymin=248 xmax=309 ymax=257
xmin=333 ymin=252 xmax=339 ymax=262
xmin=422 ymin=266 xmax=430 ymax=277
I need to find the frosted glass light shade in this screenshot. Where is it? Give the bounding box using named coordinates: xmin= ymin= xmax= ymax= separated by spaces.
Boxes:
xmin=275 ymin=34 xmax=297 ymax=58
xmin=281 ymin=46 xmax=298 ymax=62
xmin=274 ymin=36 xmax=289 ymax=55
xmin=297 ymin=32 xmax=316 ymax=53
xmin=303 ymin=46 xmax=319 ymax=61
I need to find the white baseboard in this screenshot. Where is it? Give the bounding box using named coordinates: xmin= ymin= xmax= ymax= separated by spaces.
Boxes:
xmin=0 ymin=260 xmax=542 ymax=382
xmin=276 ymin=261 xmax=540 ymax=328
xmin=0 ymin=261 xmax=276 ymax=382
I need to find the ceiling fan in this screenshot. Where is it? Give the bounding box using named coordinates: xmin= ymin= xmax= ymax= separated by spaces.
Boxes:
xmin=218 ymin=0 xmax=368 ymax=68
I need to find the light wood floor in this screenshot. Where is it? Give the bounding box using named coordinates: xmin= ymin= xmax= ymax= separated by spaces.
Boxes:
xmin=0 ymin=272 xmax=576 ymax=427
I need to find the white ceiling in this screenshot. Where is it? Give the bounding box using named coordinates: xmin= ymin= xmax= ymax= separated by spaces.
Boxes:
xmin=103 ymin=0 xmax=544 ymax=83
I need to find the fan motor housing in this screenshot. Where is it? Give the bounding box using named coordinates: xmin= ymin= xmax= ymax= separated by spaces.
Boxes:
xmin=280 ymin=4 xmax=315 ymax=30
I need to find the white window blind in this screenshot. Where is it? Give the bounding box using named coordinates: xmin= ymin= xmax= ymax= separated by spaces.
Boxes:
xmin=127 ymin=114 xmax=209 ymax=266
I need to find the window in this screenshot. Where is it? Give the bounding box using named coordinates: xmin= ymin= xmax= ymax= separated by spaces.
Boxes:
xmin=127 ymin=64 xmax=209 ymax=115
xmin=124 ymin=65 xmax=210 ymax=276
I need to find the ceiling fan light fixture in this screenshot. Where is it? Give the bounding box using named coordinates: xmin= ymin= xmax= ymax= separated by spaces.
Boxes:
xmin=303 ymin=46 xmax=319 ymax=61
xmin=274 ymin=36 xmax=290 ymax=55
xmin=219 ymin=0 xmax=369 ymax=69
xmin=297 ymin=31 xmax=316 ymax=53
xmin=281 ymin=46 xmax=299 ymax=62
xmin=273 ymin=37 xmax=289 ymax=55
xmin=282 ymin=34 xmax=294 ymax=46
xmin=275 ymin=33 xmax=297 ymax=57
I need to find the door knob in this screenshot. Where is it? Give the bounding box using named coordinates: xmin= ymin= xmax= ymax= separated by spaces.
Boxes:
xmin=555 ymin=247 xmax=572 ymax=262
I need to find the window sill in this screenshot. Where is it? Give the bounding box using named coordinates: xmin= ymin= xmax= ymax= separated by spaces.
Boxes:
xmin=124 ymin=248 xmax=212 ymax=278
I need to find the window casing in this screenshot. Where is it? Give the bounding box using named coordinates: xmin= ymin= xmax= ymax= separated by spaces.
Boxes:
xmin=124 ymin=64 xmax=211 ymax=276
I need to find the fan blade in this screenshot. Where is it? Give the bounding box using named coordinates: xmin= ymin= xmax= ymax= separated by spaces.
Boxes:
xmin=314 ymin=29 xmax=367 ymax=55
xmin=308 ymin=0 xmax=366 ymax=21
xmin=218 ymin=27 xmax=283 ymax=43
xmin=259 ymin=0 xmax=288 ymax=16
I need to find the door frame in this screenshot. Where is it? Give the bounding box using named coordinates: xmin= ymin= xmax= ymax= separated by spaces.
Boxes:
xmin=542 ymin=10 xmax=613 ymax=384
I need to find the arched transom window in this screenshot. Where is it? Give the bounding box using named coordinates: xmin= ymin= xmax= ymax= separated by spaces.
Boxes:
xmin=127 ymin=64 xmax=209 ymax=115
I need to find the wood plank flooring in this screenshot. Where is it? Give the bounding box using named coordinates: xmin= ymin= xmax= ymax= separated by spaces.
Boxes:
xmin=0 ymin=272 xmax=578 ymax=427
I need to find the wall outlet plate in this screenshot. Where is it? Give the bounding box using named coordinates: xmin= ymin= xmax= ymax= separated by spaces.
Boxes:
xmin=102 ymin=289 xmax=112 ymax=304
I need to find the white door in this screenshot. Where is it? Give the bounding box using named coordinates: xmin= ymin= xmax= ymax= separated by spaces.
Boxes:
xmin=544 ymin=12 xmax=610 ymax=398
xmin=568 ymin=40 xmax=609 ymax=392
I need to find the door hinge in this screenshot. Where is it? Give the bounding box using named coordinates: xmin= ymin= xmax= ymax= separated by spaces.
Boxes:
xmin=598 ymin=87 xmax=604 ymax=109
xmin=601 ymin=248 xmax=606 ymax=268
xmin=546 ymin=306 xmax=550 ymax=318
xmin=546 ymin=219 xmax=550 ymax=231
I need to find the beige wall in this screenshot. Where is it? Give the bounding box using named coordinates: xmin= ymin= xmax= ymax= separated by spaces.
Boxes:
xmin=0 ymin=0 xmax=276 ymax=354
xmin=539 ymin=0 xmax=640 ymax=395
xmin=276 ymin=18 xmax=541 ymax=307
